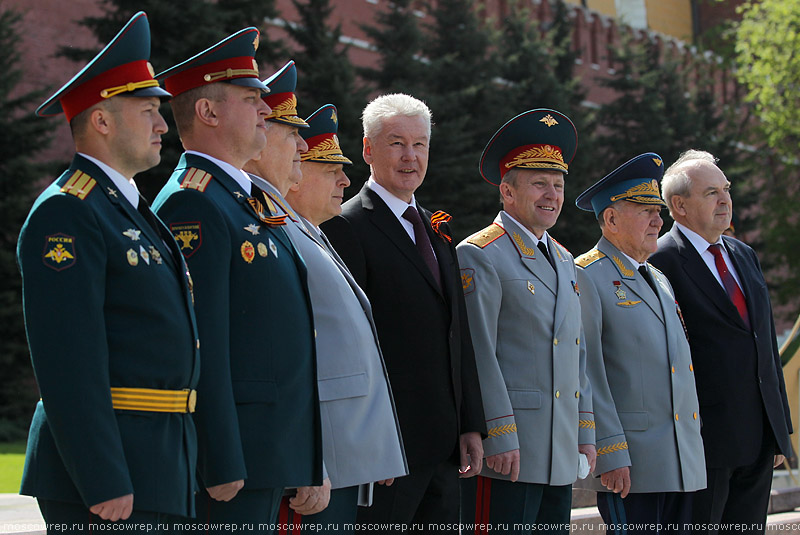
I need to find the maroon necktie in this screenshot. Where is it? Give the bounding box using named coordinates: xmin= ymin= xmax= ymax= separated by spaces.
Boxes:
xmin=403 ymin=206 xmax=442 ymax=289
xmin=708 ymin=243 xmax=750 ymax=329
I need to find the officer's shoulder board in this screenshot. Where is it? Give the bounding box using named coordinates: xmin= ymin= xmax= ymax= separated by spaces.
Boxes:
xmin=575 ymin=248 xmax=606 ymax=268
xmin=60 ymin=170 xmax=97 ymax=200
xmin=179 ymin=167 xmax=213 ymax=192
xmin=466 ymin=224 xmax=505 ymax=248
xmin=647 ymin=262 xmax=664 ymax=276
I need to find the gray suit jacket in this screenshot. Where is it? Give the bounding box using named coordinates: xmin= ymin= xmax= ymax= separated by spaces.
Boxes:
xmin=575 ymin=237 xmax=706 ymax=493
xmin=251 ymin=176 xmax=407 ymax=489
xmin=456 ymin=212 xmax=594 ymax=485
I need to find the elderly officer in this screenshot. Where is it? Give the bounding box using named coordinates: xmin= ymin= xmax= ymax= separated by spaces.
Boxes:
xmin=650 ymin=150 xmax=792 ymax=532
xmin=153 ymin=31 xmax=322 ymax=533
xmin=456 ymin=109 xmax=595 ymax=533
xmin=574 ymin=153 xmax=705 ymax=534
xmin=266 ymin=103 xmax=407 ymax=534
xmin=18 ymin=13 xmax=199 ymax=534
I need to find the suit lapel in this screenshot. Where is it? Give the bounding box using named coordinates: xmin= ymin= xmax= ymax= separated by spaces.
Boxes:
xmin=597 ymin=237 xmax=663 ymax=322
xmin=362 ymin=186 xmax=443 ymax=297
xmin=499 ymin=213 xmax=557 ymax=295
xmin=671 ymin=225 xmax=745 ymax=328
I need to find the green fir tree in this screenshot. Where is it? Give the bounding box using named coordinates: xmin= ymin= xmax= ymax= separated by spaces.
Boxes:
xmin=0 ymin=5 xmax=55 ymax=440
xmin=285 ymin=0 xmax=370 ymax=186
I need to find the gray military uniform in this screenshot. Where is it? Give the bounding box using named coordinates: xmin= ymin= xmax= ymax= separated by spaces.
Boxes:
xmin=251 ymin=176 xmax=407 ymax=490
xmin=457 ymin=212 xmax=594 ymax=485
xmin=575 ymin=236 xmax=706 ymax=493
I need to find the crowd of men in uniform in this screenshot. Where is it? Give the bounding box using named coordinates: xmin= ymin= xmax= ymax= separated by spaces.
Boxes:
xmin=16 ymin=12 xmax=793 ymax=535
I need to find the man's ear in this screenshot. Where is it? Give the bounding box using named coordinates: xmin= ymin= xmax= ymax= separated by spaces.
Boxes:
xmin=362 ymin=136 xmax=373 ymax=165
xmin=195 ymin=98 xmax=219 ymax=127
xmin=670 ymin=195 xmax=687 ymax=217
xmin=89 ymin=107 xmax=113 ymax=135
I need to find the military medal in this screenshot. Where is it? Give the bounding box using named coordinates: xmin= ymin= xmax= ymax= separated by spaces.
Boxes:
xmin=127 ymin=248 xmax=138 ymax=266
xmin=527 ymin=280 xmax=535 ymax=295
xmin=241 ymin=241 xmax=255 ymax=263
xmin=269 ymin=238 xmax=278 ymax=258
xmin=139 ymin=245 xmax=150 ymax=265
xmin=257 ymin=242 xmax=268 ymax=257
xmin=244 ymin=223 xmax=260 ymax=235
xmin=149 ymin=246 xmax=162 ymax=265
xmin=123 ymin=228 xmax=141 ymax=241
xmin=572 ymin=280 xmax=580 ymax=296
xmin=613 ymin=281 xmax=626 ymax=300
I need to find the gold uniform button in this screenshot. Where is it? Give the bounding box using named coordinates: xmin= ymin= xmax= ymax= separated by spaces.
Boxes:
xmin=555 ymin=391 xmax=560 ymax=398
xmin=575 ymin=391 xmax=580 ymax=399
xmin=553 ymin=338 xmax=559 ymax=346
xmin=690 ymin=364 xmax=694 ymax=372
xmin=675 ymin=413 xmax=679 ymax=421
xmin=314 ymin=329 xmax=317 ymax=338
xmin=576 ymin=338 xmax=580 ymax=345
xmin=671 ymin=366 xmax=675 ymax=374
xmin=693 ymin=412 xmax=698 ymax=420
xmin=196 ymin=340 xmax=200 ymax=349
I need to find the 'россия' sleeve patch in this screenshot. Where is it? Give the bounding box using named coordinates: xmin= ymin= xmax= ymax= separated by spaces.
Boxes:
xmin=42 ymin=234 xmax=76 ymax=271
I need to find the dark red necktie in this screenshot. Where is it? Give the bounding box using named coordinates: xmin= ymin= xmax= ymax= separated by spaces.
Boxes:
xmin=708 ymin=243 xmax=750 ymax=329
xmin=403 ymin=206 xmax=442 ymax=289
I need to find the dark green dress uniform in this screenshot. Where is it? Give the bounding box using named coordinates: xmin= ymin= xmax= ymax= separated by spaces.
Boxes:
xmin=154 ymin=32 xmax=322 ymax=532
xmin=154 ymin=152 xmax=322 ymax=530
xmin=17 ymin=12 xmax=199 ymax=534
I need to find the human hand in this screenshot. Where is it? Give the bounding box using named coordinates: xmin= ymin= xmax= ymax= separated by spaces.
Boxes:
xmin=89 ymin=494 xmax=133 ymax=521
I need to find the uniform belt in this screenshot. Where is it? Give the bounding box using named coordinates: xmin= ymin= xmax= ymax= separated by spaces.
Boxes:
xmin=110 ymin=387 xmax=197 ymax=413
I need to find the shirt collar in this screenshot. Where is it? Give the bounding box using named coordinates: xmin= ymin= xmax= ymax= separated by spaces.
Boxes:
xmin=675 ymin=221 xmax=723 ymax=255
xmin=367 ymin=176 xmax=417 ymax=220
xmin=78 ymin=152 xmax=139 ymax=208
xmin=186 ymin=150 xmax=252 ymax=195
xmin=501 ymin=210 xmax=549 ymax=248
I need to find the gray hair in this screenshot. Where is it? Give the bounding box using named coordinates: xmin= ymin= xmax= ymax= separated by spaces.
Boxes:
xmin=362 ymin=93 xmax=432 ymax=140
xmin=661 ymin=149 xmax=719 ymax=216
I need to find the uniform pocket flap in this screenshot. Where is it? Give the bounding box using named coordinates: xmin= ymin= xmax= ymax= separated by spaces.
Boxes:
xmin=508 ymin=389 xmax=542 ymax=409
xmin=618 ymin=411 xmax=648 ymax=431
xmin=232 ymin=380 xmax=277 ymax=404
xmin=318 ymin=372 xmax=369 ymax=402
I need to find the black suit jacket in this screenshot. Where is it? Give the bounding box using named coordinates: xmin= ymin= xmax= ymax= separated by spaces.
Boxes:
xmin=649 ymin=224 xmax=792 ymax=467
xmin=322 ymin=184 xmax=485 ymax=467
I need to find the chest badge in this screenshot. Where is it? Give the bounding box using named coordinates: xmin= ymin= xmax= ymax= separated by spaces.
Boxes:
xmin=527 ymin=280 xmax=535 ymax=295
xmin=244 ymin=223 xmax=260 ymax=235
xmin=126 ymin=248 xmax=138 ymax=266
xmin=123 ymin=228 xmax=141 ymax=241
xmin=241 ymin=241 xmax=255 ymax=263
xmin=257 ymin=242 xmax=268 ymax=257
xmin=613 ymin=281 xmax=626 ymax=300
xmin=269 ymin=238 xmax=278 ymax=258
xmin=139 ymin=245 xmax=150 ymax=265
xmin=149 ymin=246 xmax=163 ymax=265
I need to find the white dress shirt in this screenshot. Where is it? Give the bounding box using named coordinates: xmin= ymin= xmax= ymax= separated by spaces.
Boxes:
xmin=186 ymin=150 xmax=253 ymax=194
xmin=675 ymin=222 xmax=745 ymax=296
xmin=79 ymin=152 xmax=140 ymax=208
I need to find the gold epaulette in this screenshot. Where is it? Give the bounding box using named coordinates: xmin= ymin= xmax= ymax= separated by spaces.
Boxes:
xmin=61 ymin=170 xmax=97 ymax=200
xmin=575 ymin=248 xmax=606 ymax=268
xmin=466 ymin=224 xmax=505 ymax=248
xmin=180 ymin=168 xmax=213 ymax=192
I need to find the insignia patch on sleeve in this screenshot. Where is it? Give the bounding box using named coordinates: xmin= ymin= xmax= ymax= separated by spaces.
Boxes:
xmin=461 ymin=268 xmax=475 ymax=295
xmin=42 ymin=234 xmax=76 ymax=271
xmin=169 ymin=222 xmax=202 ymax=257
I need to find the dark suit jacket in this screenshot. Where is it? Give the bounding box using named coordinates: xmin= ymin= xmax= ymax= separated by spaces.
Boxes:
xmin=18 ymin=154 xmax=199 ymax=516
xmin=322 ymin=184 xmax=485 ymax=467
xmin=154 ymin=153 xmax=322 ymax=490
xmin=650 ymin=224 xmax=793 ymax=467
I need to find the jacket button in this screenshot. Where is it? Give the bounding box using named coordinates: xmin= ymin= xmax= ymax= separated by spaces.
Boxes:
xmin=555 ymin=391 xmax=560 ymax=398
xmin=576 ymin=338 xmax=580 ymax=345
xmin=693 ymin=412 xmax=698 ymax=420
xmin=575 ymin=391 xmax=580 ymax=399
xmin=553 ymin=338 xmax=559 ymax=346
xmin=196 ymin=340 xmax=200 ymax=349
xmin=671 ymin=366 xmax=675 ymax=374
xmin=675 ymin=413 xmax=679 ymax=421
xmin=689 ymin=364 xmax=693 ymax=372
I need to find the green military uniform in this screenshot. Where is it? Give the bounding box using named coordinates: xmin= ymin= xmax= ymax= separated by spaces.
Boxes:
xmin=154 ymin=30 xmax=322 ymax=533
xmin=18 ymin=12 xmax=199 ymax=534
